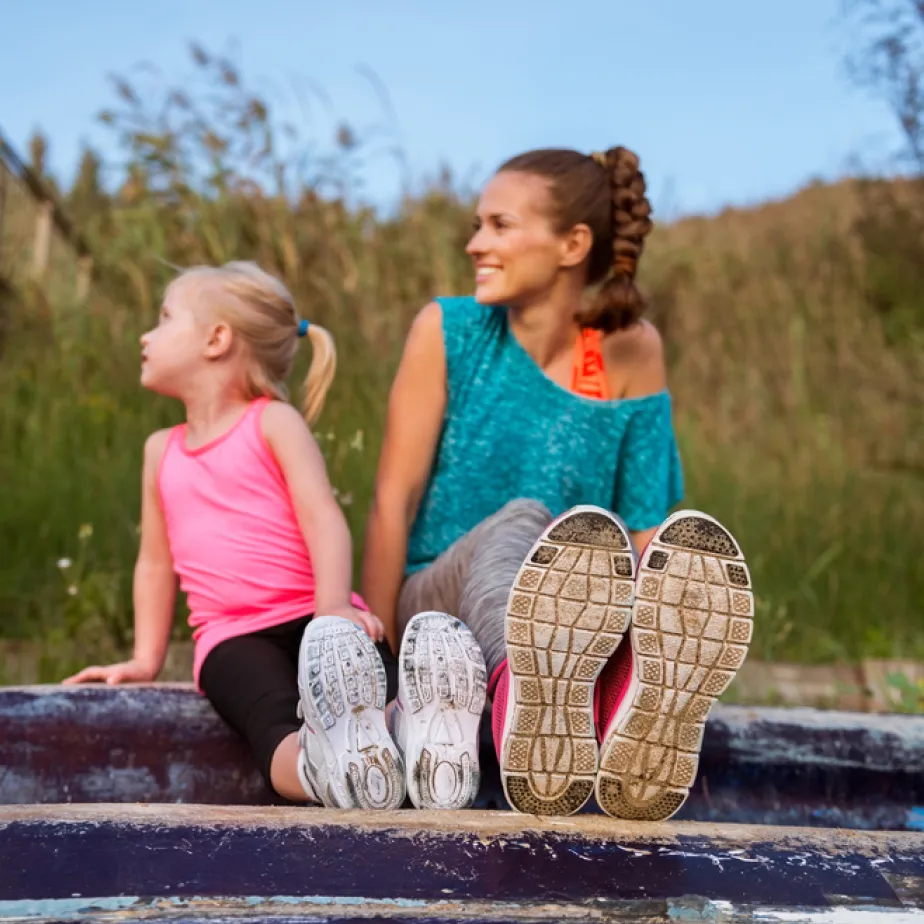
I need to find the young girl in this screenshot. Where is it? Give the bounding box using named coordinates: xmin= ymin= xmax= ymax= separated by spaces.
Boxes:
xmin=64 ymin=261 xmax=485 ymax=810
xmin=365 ymin=147 xmax=755 ymax=821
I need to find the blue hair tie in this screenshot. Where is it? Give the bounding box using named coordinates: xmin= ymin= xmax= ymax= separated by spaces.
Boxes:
xmin=297 ymin=319 xmax=310 ymax=337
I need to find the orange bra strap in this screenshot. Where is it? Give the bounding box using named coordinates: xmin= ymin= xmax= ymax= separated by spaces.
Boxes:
xmin=571 ymin=328 xmax=610 ymax=400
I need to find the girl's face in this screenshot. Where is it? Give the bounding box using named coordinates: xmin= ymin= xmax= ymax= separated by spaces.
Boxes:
xmin=466 ymin=171 xmax=572 ymax=309
xmin=139 ymin=280 xmax=213 ymax=396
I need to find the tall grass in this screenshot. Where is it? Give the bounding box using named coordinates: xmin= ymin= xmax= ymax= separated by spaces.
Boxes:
xmin=1 ymin=46 xmax=922 ymax=672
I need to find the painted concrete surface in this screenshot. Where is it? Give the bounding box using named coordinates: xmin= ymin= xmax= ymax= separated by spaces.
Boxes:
xmin=3 ymin=685 xmax=924 ymax=920
xmin=0 ymin=806 xmax=922 ymax=922
xmin=2 ymin=685 xmax=923 ymax=830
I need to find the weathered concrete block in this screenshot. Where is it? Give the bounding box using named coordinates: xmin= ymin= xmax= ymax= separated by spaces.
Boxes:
xmin=1 ymin=685 xmax=923 ymax=831
xmin=0 ymin=805 xmax=922 ymax=921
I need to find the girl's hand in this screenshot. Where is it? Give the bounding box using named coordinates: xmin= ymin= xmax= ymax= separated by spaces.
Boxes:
xmin=324 ymin=605 xmax=386 ymax=644
xmin=62 ymin=658 xmax=158 ymax=686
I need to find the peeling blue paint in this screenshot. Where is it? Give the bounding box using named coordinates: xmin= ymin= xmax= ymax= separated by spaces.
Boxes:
xmin=2 ymin=893 xmax=924 ymax=923
xmin=0 ymin=893 xmax=439 ymax=919
xmin=0 ymin=895 xmax=140 ymax=918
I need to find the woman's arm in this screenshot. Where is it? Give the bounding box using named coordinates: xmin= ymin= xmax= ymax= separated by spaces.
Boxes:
xmin=362 ymin=302 xmax=448 ymax=652
xmin=65 ymin=430 xmax=176 ymax=683
xmin=261 ymin=401 xmax=384 ymax=642
xmin=609 ymin=321 xmax=669 ymax=555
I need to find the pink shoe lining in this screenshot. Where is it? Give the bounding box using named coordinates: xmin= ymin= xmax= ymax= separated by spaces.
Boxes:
xmin=488 ymin=659 xmax=508 ymax=699
xmin=595 ymin=638 xmax=634 ymax=742
xmin=490 ymin=660 xmax=509 ymax=761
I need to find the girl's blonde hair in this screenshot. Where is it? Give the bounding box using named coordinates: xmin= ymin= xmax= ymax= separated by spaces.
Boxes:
xmin=171 ymin=261 xmax=335 ymax=425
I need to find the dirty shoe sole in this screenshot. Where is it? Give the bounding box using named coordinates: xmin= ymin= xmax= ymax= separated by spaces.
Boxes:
xmin=596 ymin=511 xmax=754 ymax=821
xmin=298 ymin=616 xmax=405 ymax=810
xmin=501 ymin=506 xmax=636 ymax=816
xmin=399 ymin=612 xmax=487 ymax=810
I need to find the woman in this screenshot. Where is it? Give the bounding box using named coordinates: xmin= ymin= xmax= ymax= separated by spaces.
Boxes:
xmin=364 ymin=147 xmax=754 ymax=820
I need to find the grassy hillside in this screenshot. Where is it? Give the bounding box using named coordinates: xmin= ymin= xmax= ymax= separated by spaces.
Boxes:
xmin=1 ymin=50 xmax=921 ymax=677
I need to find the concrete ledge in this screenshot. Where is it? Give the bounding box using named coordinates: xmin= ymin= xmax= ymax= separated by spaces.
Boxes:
xmin=0 ymin=805 xmax=922 ymax=921
xmin=1 ymin=685 xmax=923 ymax=831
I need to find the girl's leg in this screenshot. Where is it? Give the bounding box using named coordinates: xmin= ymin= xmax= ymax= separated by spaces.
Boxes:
xmin=269 ymin=732 xmax=309 ymax=801
xmin=297 ymin=616 xmax=405 ymax=811
xmin=200 ymin=617 xmax=403 ymax=807
xmin=199 ymin=631 xmax=311 ymax=803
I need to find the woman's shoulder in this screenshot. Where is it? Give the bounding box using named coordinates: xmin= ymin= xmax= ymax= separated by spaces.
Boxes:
xmin=419 ymin=296 xmax=504 ymax=361
xmin=406 ymin=296 xmax=496 ymax=341
xmin=603 ymin=319 xmax=667 ymax=399
xmin=432 ymin=295 xmax=501 ymax=332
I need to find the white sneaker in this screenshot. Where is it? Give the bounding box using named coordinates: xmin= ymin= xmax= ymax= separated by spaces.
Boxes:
xmin=297 ymin=616 xmax=406 ymax=810
xmin=295 ymin=726 xmax=326 ymax=804
xmin=393 ymin=612 xmax=487 ymax=810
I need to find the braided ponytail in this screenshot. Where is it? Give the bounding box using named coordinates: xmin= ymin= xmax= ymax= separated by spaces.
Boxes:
xmin=577 ymin=147 xmax=653 ymax=332
xmin=498 ymin=146 xmax=654 ymax=333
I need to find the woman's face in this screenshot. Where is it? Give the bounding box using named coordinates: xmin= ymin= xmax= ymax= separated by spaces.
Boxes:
xmin=466 ymin=171 xmax=571 ymax=308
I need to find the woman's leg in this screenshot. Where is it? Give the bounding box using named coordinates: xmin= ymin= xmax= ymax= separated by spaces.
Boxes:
xmin=397 ymin=498 xmax=554 ymax=676
xmin=595 ymin=509 xmax=755 ymax=822
xmin=392 ymin=499 xmax=551 ymax=810
xmin=491 ymin=506 xmax=638 ymax=816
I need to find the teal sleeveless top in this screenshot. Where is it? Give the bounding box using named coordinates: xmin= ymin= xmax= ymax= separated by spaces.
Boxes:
xmin=405 ymin=297 xmax=684 ymax=574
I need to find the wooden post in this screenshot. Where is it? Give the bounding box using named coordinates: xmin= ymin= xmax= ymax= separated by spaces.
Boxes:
xmin=0 ymin=164 xmax=7 ymax=268
xmin=31 ymin=200 xmax=53 ymax=281
xmin=76 ymin=254 xmax=93 ymax=302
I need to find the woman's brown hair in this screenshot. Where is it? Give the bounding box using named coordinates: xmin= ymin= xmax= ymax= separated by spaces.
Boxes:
xmin=498 ymin=146 xmax=653 ymax=332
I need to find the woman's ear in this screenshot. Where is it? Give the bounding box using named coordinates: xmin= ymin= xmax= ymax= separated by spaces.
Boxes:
xmin=560 ymin=223 xmax=594 ymax=269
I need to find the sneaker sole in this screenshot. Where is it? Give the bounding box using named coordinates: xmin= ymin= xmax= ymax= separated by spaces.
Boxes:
xmin=596 ymin=510 xmax=754 ymax=821
xmin=501 ymin=506 xmax=635 ymax=816
xmin=298 ymin=616 xmax=405 ymax=810
xmin=399 ymin=612 xmax=487 ymax=810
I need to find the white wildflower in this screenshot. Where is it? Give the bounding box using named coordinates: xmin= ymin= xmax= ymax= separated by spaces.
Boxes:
xmin=57 ymin=558 xmax=72 ymax=570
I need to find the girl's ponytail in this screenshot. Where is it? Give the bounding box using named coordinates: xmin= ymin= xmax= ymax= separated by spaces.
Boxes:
xmin=302 ymin=323 xmax=337 ymax=426
xmin=168 ymin=262 xmax=338 ymax=426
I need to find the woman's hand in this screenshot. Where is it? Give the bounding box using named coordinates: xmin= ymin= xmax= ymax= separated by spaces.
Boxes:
xmin=62 ymin=658 xmax=158 ymax=686
xmin=323 ymin=605 xmax=386 ymax=644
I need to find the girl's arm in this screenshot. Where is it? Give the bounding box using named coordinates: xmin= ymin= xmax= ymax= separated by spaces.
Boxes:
xmin=361 ymin=302 xmax=448 ymax=652
xmin=260 ymin=401 xmax=384 ymax=643
xmin=64 ymin=431 xmax=176 ymax=684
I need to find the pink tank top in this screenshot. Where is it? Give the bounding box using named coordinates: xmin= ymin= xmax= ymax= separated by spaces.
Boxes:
xmin=157 ymin=397 xmax=366 ymax=687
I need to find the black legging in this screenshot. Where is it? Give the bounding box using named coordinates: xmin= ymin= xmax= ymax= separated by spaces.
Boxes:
xmin=199 ymin=615 xmax=398 ymax=789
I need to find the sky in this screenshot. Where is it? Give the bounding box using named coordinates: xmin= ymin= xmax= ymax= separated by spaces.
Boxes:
xmin=0 ymin=0 xmax=906 ymax=218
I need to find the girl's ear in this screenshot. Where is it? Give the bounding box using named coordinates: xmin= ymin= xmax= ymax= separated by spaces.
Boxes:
xmin=204 ymin=322 xmax=234 ymax=360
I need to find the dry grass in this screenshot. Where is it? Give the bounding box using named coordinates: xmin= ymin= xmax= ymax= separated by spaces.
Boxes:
xmin=1 ymin=48 xmax=921 ymax=678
